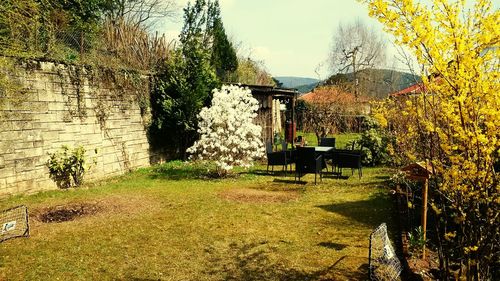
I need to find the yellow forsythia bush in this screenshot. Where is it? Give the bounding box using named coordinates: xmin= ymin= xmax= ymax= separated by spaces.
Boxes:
xmin=362 ymin=0 xmax=499 ymax=279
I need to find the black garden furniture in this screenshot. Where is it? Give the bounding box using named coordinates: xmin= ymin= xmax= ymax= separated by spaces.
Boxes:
xmin=319 ymin=137 xmax=336 ymax=148
xmin=319 ymin=137 xmax=336 ymax=170
xmin=295 ymin=147 xmax=324 ymax=184
xmin=266 ymin=141 xmax=293 ymax=174
xmin=333 ymin=149 xmax=363 ymax=178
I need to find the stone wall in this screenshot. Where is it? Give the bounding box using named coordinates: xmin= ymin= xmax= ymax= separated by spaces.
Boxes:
xmin=0 ymin=60 xmax=152 ymax=195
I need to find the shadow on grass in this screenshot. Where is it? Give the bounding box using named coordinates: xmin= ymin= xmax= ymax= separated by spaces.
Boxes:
xmin=317 ymin=193 xmax=393 ymax=228
xmin=205 ymin=241 xmax=367 ymax=281
xmin=374 ymin=175 xmax=391 ymax=180
xmin=272 ymin=178 xmax=307 ymax=185
xmin=148 ymin=161 xmax=215 ymax=180
xmin=318 ymin=242 xmax=348 ymax=250
xmin=123 ymin=277 xmax=160 ymax=281
xmin=246 ymin=169 xmax=291 ymax=177
xmin=321 ymin=173 xmax=351 ymax=180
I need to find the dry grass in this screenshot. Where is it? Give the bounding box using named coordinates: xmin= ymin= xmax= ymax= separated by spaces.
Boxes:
xmin=0 ymin=161 xmax=396 ymax=280
xmin=218 ymin=188 xmax=300 ymax=203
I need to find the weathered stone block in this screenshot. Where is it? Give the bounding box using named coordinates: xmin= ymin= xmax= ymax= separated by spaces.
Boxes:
xmin=15 ymin=157 xmax=37 ymax=172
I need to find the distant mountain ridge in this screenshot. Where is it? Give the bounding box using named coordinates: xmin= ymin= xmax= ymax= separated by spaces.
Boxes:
xmin=275 ymin=70 xmax=420 ymax=98
xmin=274 ymin=76 xmax=320 ymax=89
xmin=323 ymin=69 xmax=421 ymax=99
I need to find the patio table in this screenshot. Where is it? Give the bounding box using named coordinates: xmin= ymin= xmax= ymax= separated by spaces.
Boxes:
xmin=304 ymin=146 xmax=333 ymax=169
xmin=312 ymin=146 xmax=334 ymax=153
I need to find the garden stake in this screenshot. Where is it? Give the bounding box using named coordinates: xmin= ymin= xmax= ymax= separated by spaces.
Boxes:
xmin=422 ymin=178 xmax=428 ymax=260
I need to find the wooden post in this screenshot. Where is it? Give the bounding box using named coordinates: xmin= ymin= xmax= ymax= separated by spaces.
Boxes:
xmin=291 ymin=93 xmax=295 ymax=150
xmin=421 ymin=178 xmax=428 ymax=259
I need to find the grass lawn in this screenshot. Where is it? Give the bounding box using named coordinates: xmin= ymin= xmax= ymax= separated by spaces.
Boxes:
xmin=0 ymin=161 xmax=396 ymax=280
xmin=296 ymin=132 xmax=361 ymax=149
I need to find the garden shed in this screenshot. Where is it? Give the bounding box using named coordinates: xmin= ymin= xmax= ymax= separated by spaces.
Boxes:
xmin=238 ymin=84 xmax=298 ymax=145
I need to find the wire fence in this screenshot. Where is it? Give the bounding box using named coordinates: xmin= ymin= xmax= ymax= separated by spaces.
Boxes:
xmin=369 ymin=223 xmax=403 ymax=281
xmin=0 ymin=205 xmax=30 ymax=243
xmin=0 ymin=19 xmax=171 ymax=72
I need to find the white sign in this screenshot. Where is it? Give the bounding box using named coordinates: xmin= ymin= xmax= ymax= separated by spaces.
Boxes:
xmin=1 ymin=221 xmax=16 ymax=233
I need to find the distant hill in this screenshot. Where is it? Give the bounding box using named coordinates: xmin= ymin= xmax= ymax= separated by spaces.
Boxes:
xmin=274 ymin=76 xmax=320 ymax=89
xmin=323 ymin=69 xmax=421 ymax=99
xmin=295 ymin=82 xmax=319 ymax=93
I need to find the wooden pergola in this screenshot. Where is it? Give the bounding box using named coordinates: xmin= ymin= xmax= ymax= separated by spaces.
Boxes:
xmin=237 ymin=84 xmax=298 ymax=145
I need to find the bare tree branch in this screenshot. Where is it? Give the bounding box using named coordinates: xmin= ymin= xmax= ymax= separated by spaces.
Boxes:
xmin=109 ymin=0 xmax=178 ymax=30
xmin=329 ymin=20 xmax=386 ymax=74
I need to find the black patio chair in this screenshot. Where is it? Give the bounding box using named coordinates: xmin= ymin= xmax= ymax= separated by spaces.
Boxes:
xmin=319 ymin=137 xmax=336 ymax=148
xmin=295 ymin=147 xmax=323 ymax=184
xmin=319 ymin=137 xmax=336 ymax=171
xmin=266 ymin=141 xmax=293 ymax=174
xmin=266 ymin=141 xmax=273 ymax=154
xmin=334 ymin=150 xmax=362 ymax=178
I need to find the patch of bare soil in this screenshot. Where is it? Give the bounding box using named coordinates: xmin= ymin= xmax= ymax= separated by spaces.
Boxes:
xmin=31 ymin=195 xmax=160 ymax=224
xmin=219 ymin=188 xmax=300 ymax=203
xmin=36 ymin=203 xmax=101 ymax=223
xmin=405 ymin=250 xmax=440 ymax=280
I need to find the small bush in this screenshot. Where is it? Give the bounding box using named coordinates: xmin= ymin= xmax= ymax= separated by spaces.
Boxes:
xmin=357 ymin=117 xmax=393 ymax=166
xmin=46 ymin=145 xmax=96 ymax=188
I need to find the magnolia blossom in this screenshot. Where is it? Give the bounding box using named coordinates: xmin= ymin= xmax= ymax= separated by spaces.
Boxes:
xmin=187 ymin=85 xmax=265 ymax=175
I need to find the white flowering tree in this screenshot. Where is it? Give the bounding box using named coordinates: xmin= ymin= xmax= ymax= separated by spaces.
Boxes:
xmin=187 ymin=85 xmax=265 ymax=176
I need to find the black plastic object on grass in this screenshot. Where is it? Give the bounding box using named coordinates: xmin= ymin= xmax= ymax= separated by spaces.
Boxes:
xmin=0 ymin=205 xmax=30 ymax=243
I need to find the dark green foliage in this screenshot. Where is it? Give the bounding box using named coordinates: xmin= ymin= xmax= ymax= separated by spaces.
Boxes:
xmin=150 ymin=0 xmax=219 ymax=158
xmin=53 ymin=0 xmax=114 ymax=31
xmin=179 ymin=0 xmax=237 ymax=81
xmin=50 ymin=0 xmax=115 ymax=54
xmin=149 ymin=0 xmax=241 ymax=158
xmin=207 ymin=1 xmax=237 ymax=81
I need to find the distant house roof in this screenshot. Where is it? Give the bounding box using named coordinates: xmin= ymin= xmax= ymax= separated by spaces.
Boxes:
xmin=389 ymin=74 xmax=446 ymax=97
xmin=299 ymin=86 xmax=369 ymax=103
xmin=389 ymin=82 xmax=427 ymax=97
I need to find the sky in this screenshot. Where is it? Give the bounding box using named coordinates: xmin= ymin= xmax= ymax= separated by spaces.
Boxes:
xmin=155 ymin=0 xmax=419 ymax=78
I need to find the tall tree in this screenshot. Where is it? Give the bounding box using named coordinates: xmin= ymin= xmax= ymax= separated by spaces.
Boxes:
xmin=329 ymin=20 xmax=386 ymax=98
xmin=233 ymin=57 xmax=275 ymax=86
xmin=206 ymin=1 xmax=238 ymax=81
xmin=150 ymin=0 xmax=218 ymax=158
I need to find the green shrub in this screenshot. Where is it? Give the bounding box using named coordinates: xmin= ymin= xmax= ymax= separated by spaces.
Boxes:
xmin=357 ymin=117 xmax=393 ymax=166
xmin=408 ymin=226 xmax=427 ymax=255
xmin=46 ymin=145 xmax=96 ymax=188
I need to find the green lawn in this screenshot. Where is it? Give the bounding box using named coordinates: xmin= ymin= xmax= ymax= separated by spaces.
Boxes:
xmin=297 ymin=132 xmax=360 ymax=149
xmin=0 ymin=161 xmax=396 ymax=280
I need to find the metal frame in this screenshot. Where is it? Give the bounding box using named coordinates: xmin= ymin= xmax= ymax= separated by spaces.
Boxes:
xmin=0 ymin=205 xmax=30 ymax=243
